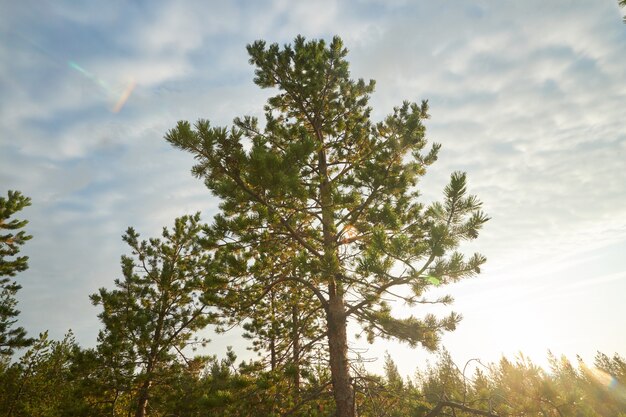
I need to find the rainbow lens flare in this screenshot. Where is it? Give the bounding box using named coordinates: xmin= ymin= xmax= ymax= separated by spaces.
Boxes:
xmin=68 ymin=60 xmax=135 ymax=113
xmin=112 ymin=80 xmax=136 ymax=113
xmin=583 ymin=365 xmax=626 ymax=401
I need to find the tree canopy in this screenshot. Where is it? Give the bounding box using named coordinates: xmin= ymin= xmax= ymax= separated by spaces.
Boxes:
xmin=166 ymin=35 xmax=489 ymax=417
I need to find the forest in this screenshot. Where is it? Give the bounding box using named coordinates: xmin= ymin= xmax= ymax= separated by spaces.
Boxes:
xmin=1 ymin=35 xmax=625 ymax=417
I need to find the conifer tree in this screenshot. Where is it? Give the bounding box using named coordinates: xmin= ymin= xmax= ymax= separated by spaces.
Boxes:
xmin=1 ymin=331 xmax=81 ymax=417
xmin=0 ymin=190 xmax=33 ymax=356
xmin=166 ymin=36 xmax=488 ymax=417
xmin=236 ymin=244 xmax=326 ymax=390
xmin=91 ymin=213 xmax=222 ymax=417
xmin=242 ymin=282 xmax=325 ymax=383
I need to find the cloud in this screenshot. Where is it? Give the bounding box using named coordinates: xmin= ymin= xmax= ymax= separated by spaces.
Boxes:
xmin=340 ymin=0 xmax=626 ymax=372
xmin=348 ymin=0 xmax=626 ymax=266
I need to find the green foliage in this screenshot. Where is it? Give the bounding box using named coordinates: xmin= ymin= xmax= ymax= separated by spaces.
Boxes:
xmin=0 ymin=331 xmax=87 ymax=417
xmin=166 ymin=35 xmax=489 ymax=416
xmin=167 ymin=35 xmax=488 ymax=347
xmin=411 ymin=351 xmax=626 ymax=417
xmin=1 ymin=327 xmax=625 ymax=417
xmin=0 ymin=190 xmax=33 ymax=355
xmin=91 ymin=213 xmax=222 ymax=416
xmin=0 ymin=191 xmax=31 ymax=278
xmin=383 ymin=353 xmax=404 ymax=390
xmin=240 ymin=281 xmax=326 ymax=377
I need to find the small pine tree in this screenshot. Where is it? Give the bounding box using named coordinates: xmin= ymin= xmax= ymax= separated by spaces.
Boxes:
xmin=91 ymin=213 xmax=222 ymax=417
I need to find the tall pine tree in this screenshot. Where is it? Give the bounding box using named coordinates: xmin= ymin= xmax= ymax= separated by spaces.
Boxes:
xmin=166 ymin=36 xmax=488 ymax=417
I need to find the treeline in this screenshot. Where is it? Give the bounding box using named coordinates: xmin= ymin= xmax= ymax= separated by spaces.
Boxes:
xmin=1 ymin=335 xmax=625 ymax=416
xmin=2 ymin=194 xmax=624 ymax=416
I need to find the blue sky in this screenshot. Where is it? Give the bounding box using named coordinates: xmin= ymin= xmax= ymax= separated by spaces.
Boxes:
xmin=2 ymin=0 xmax=625 ymax=374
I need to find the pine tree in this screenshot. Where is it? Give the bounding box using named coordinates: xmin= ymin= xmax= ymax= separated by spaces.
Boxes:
xmin=91 ymin=213 xmax=222 ymax=417
xmin=237 ymin=244 xmax=326 ymax=390
xmin=383 ymin=353 xmax=404 ymax=390
xmin=166 ymin=36 xmax=488 ymax=417
xmin=1 ymin=331 xmax=82 ymax=417
xmin=0 ymin=190 xmax=33 ymax=356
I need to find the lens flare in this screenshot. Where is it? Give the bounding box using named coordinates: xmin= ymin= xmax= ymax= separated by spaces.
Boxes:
xmin=68 ymin=60 xmax=135 ymax=113
xmin=67 ymin=61 xmax=111 ymax=92
xmin=341 ymin=224 xmax=358 ymax=243
xmin=16 ymin=34 xmax=136 ymax=114
xmin=583 ymin=365 xmax=626 ymax=401
xmin=112 ymin=80 xmax=136 ymax=113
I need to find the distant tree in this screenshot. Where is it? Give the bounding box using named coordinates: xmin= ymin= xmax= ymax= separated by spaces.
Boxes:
xmin=69 ymin=344 xmax=136 ymax=416
xmin=90 ymin=213 xmax=222 ymax=417
xmin=579 ymin=352 xmax=626 ymax=416
xmin=0 ymin=190 xmax=33 ymax=356
xmin=237 ymin=245 xmax=326 ymax=389
xmin=383 ymin=353 xmax=404 ymax=390
xmin=418 ymin=350 xmax=465 ymax=406
xmin=0 ymin=331 xmax=82 ymax=417
xmin=166 ymin=36 xmax=488 ymax=417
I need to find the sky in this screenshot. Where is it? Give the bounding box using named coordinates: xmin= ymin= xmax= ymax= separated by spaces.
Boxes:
xmin=1 ymin=0 xmax=625 ymax=376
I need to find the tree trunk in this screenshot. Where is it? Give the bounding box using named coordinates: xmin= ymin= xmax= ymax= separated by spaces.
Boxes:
xmin=327 ymin=293 xmax=354 ymax=417
xmin=318 ymin=139 xmax=353 ymax=416
xmin=134 ymin=378 xmax=151 ymax=417
xmin=270 ymin=288 xmax=277 ymax=371
xmin=292 ymin=300 xmax=300 ymax=391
